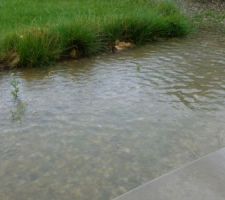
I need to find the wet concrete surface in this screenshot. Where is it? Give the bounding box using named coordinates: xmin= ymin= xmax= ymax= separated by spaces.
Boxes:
xmin=114 ymin=148 xmax=225 ymax=200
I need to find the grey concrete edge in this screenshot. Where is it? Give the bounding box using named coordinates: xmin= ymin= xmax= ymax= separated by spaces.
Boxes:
xmin=113 ymin=147 xmax=225 ymax=200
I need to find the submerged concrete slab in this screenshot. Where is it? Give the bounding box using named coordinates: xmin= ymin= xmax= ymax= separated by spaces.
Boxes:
xmin=114 ymin=148 xmax=225 ymax=200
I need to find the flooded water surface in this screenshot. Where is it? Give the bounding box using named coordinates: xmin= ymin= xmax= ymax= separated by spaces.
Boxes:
xmin=0 ymin=32 xmax=225 ymax=200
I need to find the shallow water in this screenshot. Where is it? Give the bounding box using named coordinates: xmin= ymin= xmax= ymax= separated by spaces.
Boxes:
xmin=0 ymin=31 xmax=225 ymax=200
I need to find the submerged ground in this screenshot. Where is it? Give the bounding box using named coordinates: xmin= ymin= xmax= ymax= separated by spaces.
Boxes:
xmin=0 ymin=30 xmax=225 ymax=200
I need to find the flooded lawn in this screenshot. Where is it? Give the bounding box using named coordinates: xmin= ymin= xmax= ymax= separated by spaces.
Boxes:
xmin=0 ymin=31 xmax=225 ymax=200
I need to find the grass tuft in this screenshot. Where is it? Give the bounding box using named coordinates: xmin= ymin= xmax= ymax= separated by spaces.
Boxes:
xmin=56 ymin=23 xmax=103 ymax=58
xmin=3 ymin=28 xmax=61 ymax=67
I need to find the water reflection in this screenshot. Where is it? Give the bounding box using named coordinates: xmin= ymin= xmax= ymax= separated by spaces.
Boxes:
xmin=11 ymin=100 xmax=27 ymax=122
xmin=0 ymin=31 xmax=225 ymax=200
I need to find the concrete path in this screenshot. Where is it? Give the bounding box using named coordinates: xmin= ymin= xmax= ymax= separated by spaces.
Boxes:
xmin=114 ymin=148 xmax=225 ymax=200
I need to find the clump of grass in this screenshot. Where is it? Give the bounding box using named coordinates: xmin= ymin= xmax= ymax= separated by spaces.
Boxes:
xmin=3 ymin=28 xmax=61 ymax=67
xmin=56 ymin=22 xmax=104 ymax=58
xmin=161 ymin=14 xmax=191 ymax=37
xmin=0 ymin=0 xmax=191 ymax=68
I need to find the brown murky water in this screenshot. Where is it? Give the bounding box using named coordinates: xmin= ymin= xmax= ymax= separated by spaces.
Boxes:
xmin=0 ymin=31 xmax=225 ymax=200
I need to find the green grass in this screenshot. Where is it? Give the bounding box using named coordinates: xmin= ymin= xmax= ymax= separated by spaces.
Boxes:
xmin=0 ymin=0 xmax=191 ymax=67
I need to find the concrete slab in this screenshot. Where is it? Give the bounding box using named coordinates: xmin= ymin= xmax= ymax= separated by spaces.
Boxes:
xmin=114 ymin=148 xmax=225 ymax=200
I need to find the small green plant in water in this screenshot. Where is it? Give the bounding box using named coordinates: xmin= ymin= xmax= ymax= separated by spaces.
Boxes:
xmin=10 ymin=73 xmax=27 ymax=122
xmin=11 ymin=73 xmax=20 ymax=100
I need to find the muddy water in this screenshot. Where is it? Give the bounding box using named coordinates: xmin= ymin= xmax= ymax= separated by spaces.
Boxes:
xmin=0 ymin=31 xmax=225 ymax=200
